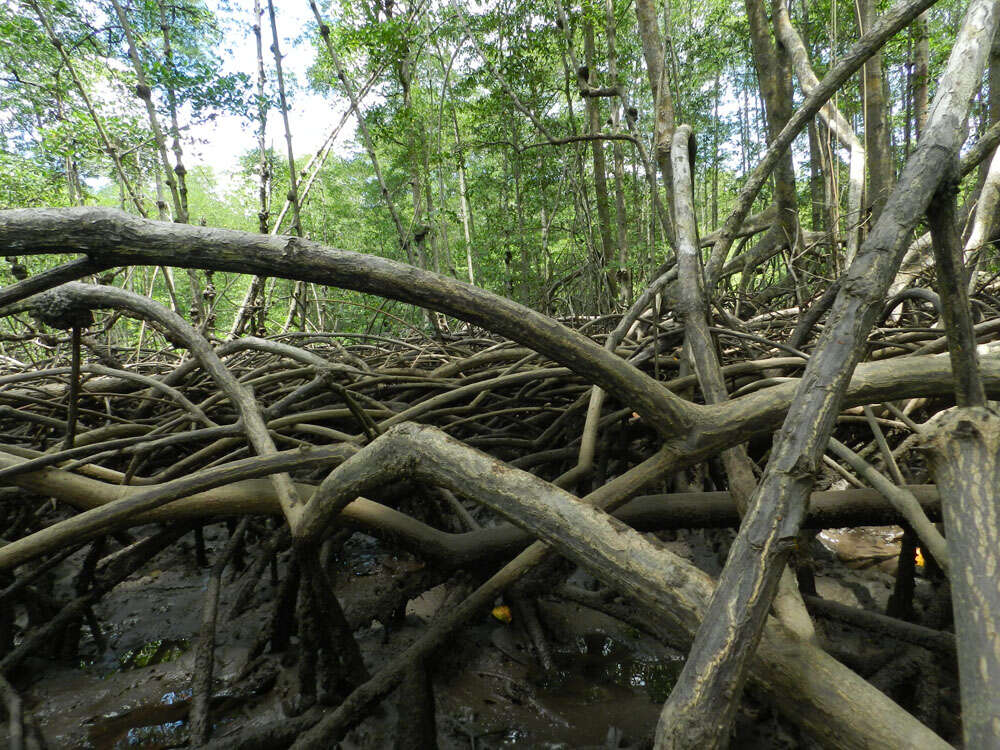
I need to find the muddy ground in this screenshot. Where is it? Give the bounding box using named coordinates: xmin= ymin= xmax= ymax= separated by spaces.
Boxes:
xmin=7 ymin=521 xmax=956 ymax=749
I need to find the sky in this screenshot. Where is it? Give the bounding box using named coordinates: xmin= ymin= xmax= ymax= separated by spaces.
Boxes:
xmin=190 ymin=0 xmax=357 ymax=178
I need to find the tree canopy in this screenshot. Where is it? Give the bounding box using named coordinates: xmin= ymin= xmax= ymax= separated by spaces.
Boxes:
xmin=0 ymin=0 xmax=999 ymax=747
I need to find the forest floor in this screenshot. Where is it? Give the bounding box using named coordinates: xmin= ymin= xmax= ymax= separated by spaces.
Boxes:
xmin=0 ymin=317 xmax=969 ymax=749
xmin=15 ymin=518 xmax=945 ymax=749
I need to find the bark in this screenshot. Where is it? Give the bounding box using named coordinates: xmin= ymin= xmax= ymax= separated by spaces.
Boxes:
xmin=913 ymin=13 xmax=930 ymax=136
xmin=927 ymin=173 xmax=986 ymax=407
xmin=267 ymin=0 xmax=302 ymax=239
xmin=922 ymin=154 xmax=1000 ymax=745
xmin=286 ymin=423 xmax=947 ymax=750
xmin=0 ymin=440 xmax=950 ymax=560
xmin=228 ymin=0 xmax=272 ymax=340
xmin=267 ymin=0 xmax=306 ymax=335
xmin=108 ymin=0 xmax=207 ymax=326
xmin=582 ymin=21 xmax=619 ymax=304
xmin=7 ymin=204 xmax=1000 ymax=463
xmin=108 ymin=0 xmax=182 ymax=221
xmin=826 ymin=437 xmax=948 ymax=570
xmin=310 ymin=1 xmax=443 ymax=335
xmin=771 ymin=0 xmax=865 ymax=263
xmin=966 ymin=26 xmax=1000 ymax=289
xmin=744 ymin=0 xmax=799 ymax=266
xmin=806 ymin=120 xmax=825 ymax=233
xmin=669 ymin=126 xmax=759 ymax=518
xmin=453 ymin=116 xmax=476 ymax=285
xmin=965 ymin=140 xmax=1000 ymax=292
xmin=511 ymin=128 xmax=531 ymax=304
xmin=705 ymin=0 xmax=940 ymax=284
xmin=887 ymin=117 xmax=1000 ymax=296
xmin=603 ymin=0 xmax=631 ymax=304
xmin=655 ymin=127 xmax=811 ymax=748
xmin=156 ymin=0 xmax=190 ymax=223
xmin=189 ymin=517 xmax=249 ymax=744
xmin=0 ymin=208 xmax=696 ymax=437
xmin=634 ymin=0 xmax=677 ymax=242
xmin=230 ymin=62 xmax=380 ymax=338
xmin=394 ymin=660 xmax=437 ymax=750
xmin=804 ymin=594 xmax=956 ymax=652
xmin=18 ymin=282 xmax=306 ymax=531
xmin=925 ymin=408 xmax=1000 ymax=747
xmin=661 ymin=0 xmax=999 ymax=745
xmin=860 ymin=0 xmax=896 ymax=226
xmin=1 ymin=344 xmax=997 ymax=570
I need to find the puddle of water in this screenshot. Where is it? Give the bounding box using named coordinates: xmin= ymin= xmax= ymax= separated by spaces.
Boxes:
xmin=86 ymin=695 xmax=190 ymax=750
xmin=544 ymin=634 xmax=685 ymax=703
xmin=446 ymin=630 xmax=685 ymax=747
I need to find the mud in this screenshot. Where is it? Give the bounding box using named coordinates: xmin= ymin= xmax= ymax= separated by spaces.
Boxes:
xmin=7 ymin=521 xmax=947 ymax=749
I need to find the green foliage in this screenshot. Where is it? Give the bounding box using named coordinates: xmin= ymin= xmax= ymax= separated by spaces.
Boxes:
xmin=0 ymin=0 xmax=994 ymax=336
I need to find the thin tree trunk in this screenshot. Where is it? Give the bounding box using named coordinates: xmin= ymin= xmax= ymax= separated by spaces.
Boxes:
xmin=110 ymin=0 xmax=206 ymax=326
xmin=267 ymin=0 xmax=302 ymax=239
xmin=807 ymin=120 xmax=825 ymax=233
xmin=512 ymin=129 xmax=531 ymax=305
xmin=635 ymin=0 xmax=677 ymax=242
xmin=309 ymin=4 xmax=409 ymax=262
xmin=746 ymin=0 xmax=799 ymax=265
xmin=229 ymin=0 xmax=272 ymax=340
xmin=454 ymin=116 xmax=476 ymax=286
xmin=267 ymin=0 xmax=307 ymax=334
xmin=156 ymin=0 xmax=190 ymax=223
xmin=109 ymin=0 xmax=182 ymax=220
xmin=309 ymin=1 xmax=442 ymax=336
xmin=27 ymin=0 xmax=147 ymax=216
xmin=705 ymin=0 xmax=938 ymax=285
xmin=603 ymin=0 xmax=631 ymax=306
xmin=860 ymin=0 xmax=895 ymax=226
xmin=771 ymin=0 xmax=863 ymax=262
xmin=431 ymin=37 xmax=472 ymax=284
xmin=582 ymin=21 xmax=618 ymax=307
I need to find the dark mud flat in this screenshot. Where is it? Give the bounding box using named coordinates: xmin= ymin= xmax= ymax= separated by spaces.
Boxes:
xmin=6 ymin=520 xmax=956 ymax=750
xmin=14 ymin=525 xmax=676 ymax=749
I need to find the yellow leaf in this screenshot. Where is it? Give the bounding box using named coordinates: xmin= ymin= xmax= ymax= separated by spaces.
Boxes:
xmin=491 ymin=605 xmax=513 ymax=623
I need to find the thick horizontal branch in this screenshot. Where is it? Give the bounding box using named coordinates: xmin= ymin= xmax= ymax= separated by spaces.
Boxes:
xmin=288 ymin=423 xmax=946 ymax=749
xmin=578 ymin=85 xmax=620 ymax=97
xmin=0 ymin=441 xmax=945 ymax=567
xmin=688 ymin=351 xmax=1000 ymax=464
xmin=0 ymin=207 xmax=695 ymax=438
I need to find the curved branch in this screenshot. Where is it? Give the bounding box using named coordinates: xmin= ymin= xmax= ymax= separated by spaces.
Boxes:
xmin=19 ymin=282 xmax=306 ymax=528
xmin=705 ymin=0 xmax=943 ymax=283
xmin=287 ymin=423 xmax=947 ymax=750
xmin=0 ymin=208 xmax=697 ymax=437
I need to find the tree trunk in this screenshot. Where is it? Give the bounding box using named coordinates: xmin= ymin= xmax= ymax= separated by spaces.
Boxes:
xmin=582 ymin=21 xmax=618 ymax=307
xmin=924 ymin=408 xmax=1000 ymax=748
xmin=634 ymin=0 xmax=676 ymax=243
xmin=654 ymin=0 xmax=1000 ymax=744
xmin=603 ymin=0 xmax=631 ymax=306
xmin=230 ymin=0 xmax=272 ymax=339
xmin=860 ymin=0 xmax=896 ymax=226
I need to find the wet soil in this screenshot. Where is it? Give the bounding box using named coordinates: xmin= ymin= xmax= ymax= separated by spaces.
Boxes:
xmin=5 ymin=521 xmax=949 ymax=749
